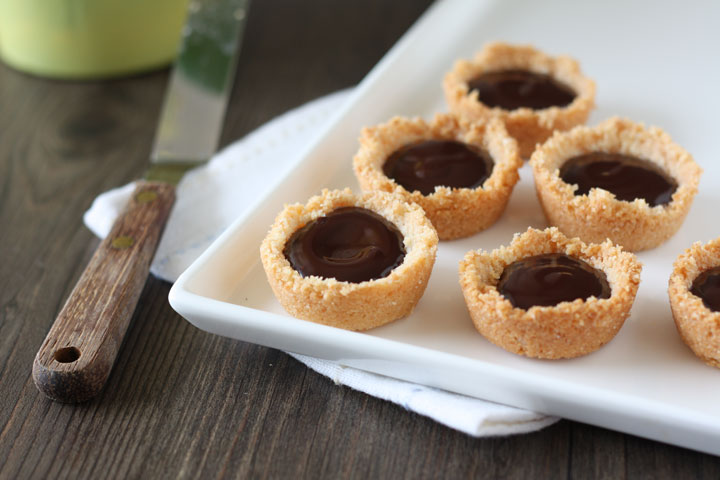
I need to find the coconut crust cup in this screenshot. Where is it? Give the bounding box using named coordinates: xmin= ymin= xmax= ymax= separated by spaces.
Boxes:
xmin=669 ymin=238 xmax=720 ymax=368
xmin=530 ymin=117 xmax=702 ymax=252
xmin=443 ymin=42 xmax=596 ymax=158
xmin=260 ymin=188 xmax=438 ymax=331
xmin=459 ymin=227 xmax=642 ymax=359
xmin=352 ymin=114 xmax=521 ymax=240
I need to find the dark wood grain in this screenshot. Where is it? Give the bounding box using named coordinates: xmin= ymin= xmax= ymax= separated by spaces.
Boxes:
xmin=33 ymin=181 xmax=175 ymax=403
xmin=1 ymin=0 xmax=719 ymax=478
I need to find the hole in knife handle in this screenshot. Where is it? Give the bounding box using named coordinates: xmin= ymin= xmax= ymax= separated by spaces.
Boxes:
xmin=54 ymin=347 xmax=80 ymax=363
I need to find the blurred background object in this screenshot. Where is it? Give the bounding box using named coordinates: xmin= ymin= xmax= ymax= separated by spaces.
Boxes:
xmin=0 ymin=0 xmax=189 ymax=78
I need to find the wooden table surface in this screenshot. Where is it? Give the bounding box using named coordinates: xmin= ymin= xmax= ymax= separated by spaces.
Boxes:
xmin=1 ymin=1 xmax=719 ymax=478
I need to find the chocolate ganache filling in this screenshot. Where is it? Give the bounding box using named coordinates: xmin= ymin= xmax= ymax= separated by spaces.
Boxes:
xmin=691 ymin=267 xmax=720 ymax=313
xmin=559 ymin=152 xmax=678 ymax=207
xmin=467 ymin=69 xmax=576 ymax=111
xmin=497 ymin=253 xmax=611 ymax=310
xmin=383 ymin=140 xmax=494 ymax=196
xmin=283 ymin=207 xmax=405 ymax=283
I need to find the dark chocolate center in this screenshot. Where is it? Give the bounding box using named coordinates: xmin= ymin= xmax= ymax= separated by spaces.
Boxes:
xmin=283 ymin=207 xmax=405 ymax=283
xmin=467 ymin=69 xmax=576 ymax=110
xmin=497 ymin=253 xmax=611 ymax=310
xmin=559 ymin=152 xmax=678 ymax=207
xmin=382 ymin=140 xmax=494 ymax=196
xmin=691 ymin=266 xmax=720 ymax=313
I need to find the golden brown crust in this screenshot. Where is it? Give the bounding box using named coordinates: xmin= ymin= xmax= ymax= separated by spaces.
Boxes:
xmin=352 ymin=114 xmax=522 ymax=240
xmin=260 ymin=188 xmax=438 ymax=331
xmin=443 ymin=42 xmax=596 ymax=158
xmin=530 ymin=117 xmax=702 ymax=252
xmin=459 ymin=227 xmax=642 ymax=359
xmin=668 ymin=239 xmax=720 ymax=368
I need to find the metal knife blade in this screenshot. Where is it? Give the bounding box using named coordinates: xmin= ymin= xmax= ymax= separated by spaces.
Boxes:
xmin=148 ymin=0 xmax=249 ymax=184
xmin=32 ymin=0 xmax=250 ymax=403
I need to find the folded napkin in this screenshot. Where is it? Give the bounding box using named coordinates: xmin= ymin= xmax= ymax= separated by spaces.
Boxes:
xmin=84 ymin=89 xmax=559 ymax=437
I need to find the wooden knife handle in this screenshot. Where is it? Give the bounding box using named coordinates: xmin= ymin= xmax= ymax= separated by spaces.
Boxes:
xmin=33 ymin=181 xmax=176 ymax=403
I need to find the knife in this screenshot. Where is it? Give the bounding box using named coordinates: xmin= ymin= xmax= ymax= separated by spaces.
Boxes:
xmin=32 ymin=0 xmax=250 ymax=403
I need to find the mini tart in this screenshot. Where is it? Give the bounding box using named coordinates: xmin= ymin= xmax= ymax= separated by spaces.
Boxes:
xmin=459 ymin=227 xmax=641 ymax=359
xmin=260 ymin=188 xmax=438 ymax=331
xmin=668 ymin=238 xmax=720 ymax=368
xmin=352 ymin=114 xmax=521 ymax=240
xmin=531 ymin=117 xmax=702 ymax=251
xmin=443 ymin=42 xmax=596 ymax=158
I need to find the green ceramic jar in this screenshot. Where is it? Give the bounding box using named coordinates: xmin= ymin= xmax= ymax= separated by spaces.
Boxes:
xmin=0 ymin=0 xmax=189 ymax=78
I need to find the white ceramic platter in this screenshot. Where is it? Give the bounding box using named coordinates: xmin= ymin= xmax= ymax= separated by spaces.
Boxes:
xmin=170 ymin=0 xmax=720 ymax=454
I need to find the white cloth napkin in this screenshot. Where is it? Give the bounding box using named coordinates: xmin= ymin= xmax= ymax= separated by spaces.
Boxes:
xmin=84 ymin=89 xmax=559 ymax=437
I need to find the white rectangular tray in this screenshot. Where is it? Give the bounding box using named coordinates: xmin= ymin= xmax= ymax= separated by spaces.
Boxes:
xmin=169 ymin=0 xmax=720 ymax=454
